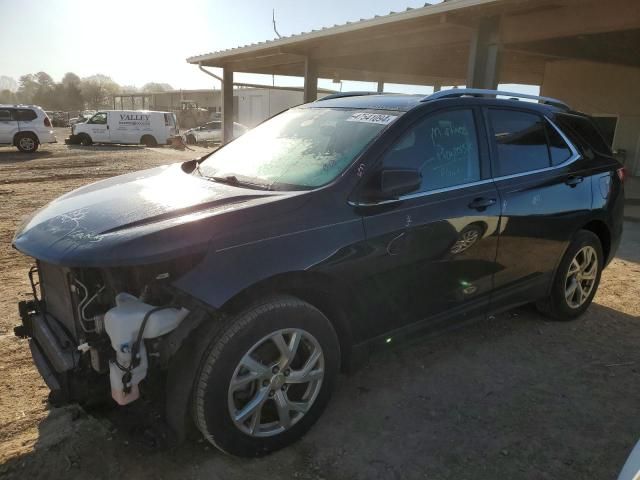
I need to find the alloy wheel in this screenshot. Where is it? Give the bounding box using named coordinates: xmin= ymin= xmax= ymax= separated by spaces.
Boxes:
xmin=564 ymin=245 xmax=598 ymax=309
xmin=19 ymin=137 xmax=35 ymax=151
xmin=227 ymin=328 xmax=324 ymax=437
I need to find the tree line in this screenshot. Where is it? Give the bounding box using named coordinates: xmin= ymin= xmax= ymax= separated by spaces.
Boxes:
xmin=0 ymin=72 xmax=173 ymax=111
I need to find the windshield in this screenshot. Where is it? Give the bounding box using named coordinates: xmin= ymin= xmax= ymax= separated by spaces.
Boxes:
xmin=199 ymin=107 xmax=399 ymax=190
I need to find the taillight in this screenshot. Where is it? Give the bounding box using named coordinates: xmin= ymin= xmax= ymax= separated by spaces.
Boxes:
xmin=616 ymin=167 xmax=627 ymax=183
xmin=44 ymin=117 xmax=51 ymax=127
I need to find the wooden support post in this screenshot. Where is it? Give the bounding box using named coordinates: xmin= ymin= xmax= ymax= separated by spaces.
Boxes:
xmin=222 ymin=67 xmax=234 ymax=145
xmin=303 ymin=57 xmax=318 ymax=104
xmin=377 ymin=81 xmax=384 ymax=93
xmin=466 ymin=16 xmax=502 ymax=89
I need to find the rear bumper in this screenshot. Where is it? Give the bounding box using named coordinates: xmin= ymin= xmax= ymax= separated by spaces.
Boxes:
xmin=38 ymin=130 xmax=57 ymax=144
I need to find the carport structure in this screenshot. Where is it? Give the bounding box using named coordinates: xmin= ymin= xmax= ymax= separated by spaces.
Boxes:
xmin=187 ymin=0 xmax=640 ymax=175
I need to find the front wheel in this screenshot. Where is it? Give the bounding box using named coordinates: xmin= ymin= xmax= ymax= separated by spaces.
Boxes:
xmin=537 ymin=230 xmax=603 ymax=320
xmin=78 ymin=133 xmax=92 ymax=146
xmin=193 ymin=296 xmax=340 ymax=457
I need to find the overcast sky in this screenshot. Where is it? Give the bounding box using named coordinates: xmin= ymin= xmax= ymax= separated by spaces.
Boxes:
xmin=0 ymin=0 xmax=536 ymax=94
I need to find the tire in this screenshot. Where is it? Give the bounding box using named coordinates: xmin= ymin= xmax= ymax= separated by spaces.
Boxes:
xmin=536 ymin=230 xmax=603 ymax=321
xmin=78 ymin=133 xmax=92 ymax=146
xmin=193 ymin=295 xmax=340 ymax=457
xmin=186 ymin=134 xmax=196 ymax=145
xmin=15 ymin=133 xmax=39 ymax=153
xmin=141 ymin=135 xmax=157 ymax=147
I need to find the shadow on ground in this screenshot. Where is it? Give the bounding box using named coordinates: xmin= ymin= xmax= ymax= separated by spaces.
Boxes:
xmin=2 ymin=301 xmax=638 ymax=480
xmin=0 ymin=150 xmax=54 ymax=163
xmin=616 ymin=221 xmax=639 ymax=263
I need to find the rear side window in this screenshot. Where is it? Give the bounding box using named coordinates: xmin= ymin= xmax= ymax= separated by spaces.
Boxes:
xmin=381 ymin=108 xmax=481 ymax=192
xmin=555 ymin=113 xmax=611 ymax=155
xmin=0 ymin=109 xmax=13 ymax=121
xmin=15 ymin=109 xmax=37 ymax=121
xmin=488 ymin=109 xmax=575 ymax=176
xmin=488 ymin=109 xmax=549 ymax=176
xmin=546 ymin=122 xmax=573 ymax=166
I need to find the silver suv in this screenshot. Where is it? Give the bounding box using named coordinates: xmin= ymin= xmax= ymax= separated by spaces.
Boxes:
xmin=0 ymin=105 xmax=57 ymax=152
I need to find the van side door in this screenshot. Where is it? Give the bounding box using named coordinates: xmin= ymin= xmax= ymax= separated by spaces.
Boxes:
xmin=0 ymin=108 xmax=18 ymax=144
xmin=353 ymin=107 xmax=501 ymax=340
xmin=485 ymin=107 xmax=592 ymax=310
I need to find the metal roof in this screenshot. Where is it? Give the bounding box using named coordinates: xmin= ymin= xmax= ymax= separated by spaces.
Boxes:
xmin=187 ymin=0 xmax=500 ymax=64
xmin=186 ymin=0 xmax=640 ymax=88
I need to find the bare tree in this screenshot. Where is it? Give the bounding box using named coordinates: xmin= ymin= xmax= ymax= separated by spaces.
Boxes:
xmin=80 ymin=74 xmax=120 ymax=109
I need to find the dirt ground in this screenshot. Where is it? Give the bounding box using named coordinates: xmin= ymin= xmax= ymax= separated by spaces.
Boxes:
xmin=0 ymin=129 xmax=639 ymax=479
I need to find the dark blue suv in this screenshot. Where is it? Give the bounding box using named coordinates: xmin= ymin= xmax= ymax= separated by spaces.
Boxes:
xmin=13 ymin=89 xmax=625 ymax=456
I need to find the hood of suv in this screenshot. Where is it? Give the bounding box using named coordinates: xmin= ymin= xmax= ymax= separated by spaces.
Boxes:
xmin=13 ymin=162 xmax=293 ymax=267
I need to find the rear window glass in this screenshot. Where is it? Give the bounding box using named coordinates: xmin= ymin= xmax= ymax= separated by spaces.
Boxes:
xmin=15 ymin=109 xmax=37 ymax=121
xmin=488 ymin=109 xmax=549 ymax=176
xmin=0 ymin=109 xmax=13 ymax=121
xmin=555 ymin=113 xmax=611 ymax=155
xmin=545 ymin=122 xmax=573 ymax=166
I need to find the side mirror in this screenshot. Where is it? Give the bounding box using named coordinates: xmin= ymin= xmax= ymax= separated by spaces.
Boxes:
xmin=376 ymin=168 xmax=422 ymax=199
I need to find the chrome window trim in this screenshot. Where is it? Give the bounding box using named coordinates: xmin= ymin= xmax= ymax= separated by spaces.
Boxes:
xmin=349 ymin=115 xmax=581 ymax=208
xmin=491 ymin=115 xmax=581 ymax=182
xmin=348 ymin=178 xmax=495 ymax=207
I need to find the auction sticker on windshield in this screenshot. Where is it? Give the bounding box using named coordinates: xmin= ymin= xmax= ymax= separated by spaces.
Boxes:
xmin=347 ymin=112 xmax=398 ymax=125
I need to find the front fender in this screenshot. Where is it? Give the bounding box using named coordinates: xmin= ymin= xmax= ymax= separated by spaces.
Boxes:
xmin=171 ymin=216 xmax=365 ymax=309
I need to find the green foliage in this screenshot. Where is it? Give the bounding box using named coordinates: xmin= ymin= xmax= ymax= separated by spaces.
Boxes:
xmin=0 ymin=89 xmax=18 ymax=103
xmin=7 ymin=72 xmax=171 ymax=111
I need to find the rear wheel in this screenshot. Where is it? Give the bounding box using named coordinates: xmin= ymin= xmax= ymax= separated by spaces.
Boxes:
xmin=193 ymin=296 xmax=340 ymax=457
xmin=186 ymin=134 xmax=196 ymax=145
xmin=16 ymin=133 xmax=39 ymax=153
xmin=537 ymin=230 xmax=603 ymax=320
xmin=141 ymin=135 xmax=157 ymax=147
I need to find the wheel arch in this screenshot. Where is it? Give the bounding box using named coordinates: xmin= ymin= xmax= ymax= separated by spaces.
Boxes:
xmin=140 ymin=134 xmax=157 ymax=145
xmin=13 ymin=130 xmax=39 ymax=146
xmin=219 ymin=271 xmax=354 ymax=371
xmin=581 ymin=219 xmax=611 ymax=263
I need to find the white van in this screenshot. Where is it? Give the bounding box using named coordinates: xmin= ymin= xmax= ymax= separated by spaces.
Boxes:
xmin=68 ymin=110 xmax=178 ymax=147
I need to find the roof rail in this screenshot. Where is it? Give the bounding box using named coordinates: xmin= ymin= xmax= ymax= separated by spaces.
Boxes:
xmin=316 ymin=91 xmax=381 ymax=101
xmin=421 ymin=88 xmax=570 ymax=110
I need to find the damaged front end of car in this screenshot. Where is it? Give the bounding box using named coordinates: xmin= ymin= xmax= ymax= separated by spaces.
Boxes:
xmin=15 ymin=255 xmax=207 ymax=407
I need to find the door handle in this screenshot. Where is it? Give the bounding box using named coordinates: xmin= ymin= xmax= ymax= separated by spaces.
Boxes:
xmin=565 ymin=176 xmax=584 ymax=187
xmin=468 ymin=197 xmax=496 ymax=211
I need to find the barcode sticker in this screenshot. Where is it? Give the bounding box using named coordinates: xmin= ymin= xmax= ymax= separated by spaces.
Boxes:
xmin=347 ymin=112 xmax=398 ymax=125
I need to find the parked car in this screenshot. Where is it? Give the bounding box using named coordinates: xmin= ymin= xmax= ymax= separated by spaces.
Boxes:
xmin=183 ymin=120 xmax=248 ymax=144
xmin=67 ymin=110 xmax=178 ymax=146
xmin=45 ymin=110 xmax=69 ymax=127
xmin=0 ymin=104 xmax=57 ymax=152
xmin=12 ymin=89 xmax=624 ymax=457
